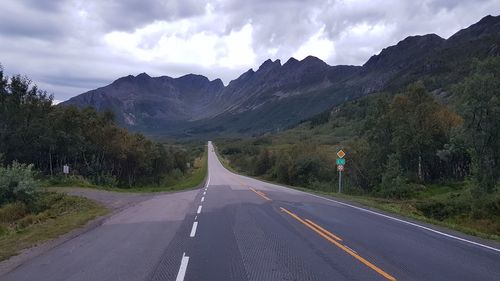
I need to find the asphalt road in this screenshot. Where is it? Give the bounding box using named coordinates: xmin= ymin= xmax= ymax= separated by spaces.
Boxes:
xmin=2 ymin=141 xmax=500 ymax=280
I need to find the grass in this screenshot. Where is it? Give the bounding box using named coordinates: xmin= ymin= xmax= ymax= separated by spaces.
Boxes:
xmin=0 ymin=193 xmax=108 ymax=261
xmin=44 ymin=147 xmax=208 ymax=193
xmin=328 ymin=191 xmax=500 ymax=242
xmin=215 ymin=147 xmax=500 ymax=242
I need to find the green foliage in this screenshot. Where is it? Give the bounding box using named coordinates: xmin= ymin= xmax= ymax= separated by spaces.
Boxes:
xmin=255 ymin=149 xmax=272 ymax=175
xmin=416 ymin=199 xmax=471 ymax=221
xmin=456 ymin=57 xmax=500 ymax=196
xmin=0 ymin=162 xmax=38 ymax=206
xmin=220 ymin=141 xmax=336 ymax=191
xmin=378 ymin=154 xmax=413 ymax=199
xmin=0 ymin=192 xmax=107 ymax=260
xmin=0 ymin=65 xmax=192 ymax=188
xmin=44 ymin=175 xmax=92 ymax=188
xmin=216 ymin=57 xmax=500 ymax=238
xmin=273 ymin=153 xmax=293 ymax=184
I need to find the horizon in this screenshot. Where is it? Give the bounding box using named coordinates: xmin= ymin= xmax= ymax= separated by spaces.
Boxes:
xmin=1 ymin=1 xmax=499 ymax=102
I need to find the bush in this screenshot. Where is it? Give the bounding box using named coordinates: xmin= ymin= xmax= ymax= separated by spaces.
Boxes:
xmin=272 ymin=154 xmax=292 ymax=184
xmin=378 ymin=154 xmax=414 ymax=199
xmin=416 ymin=199 xmax=470 ymax=221
xmin=45 ymin=174 xmax=92 ymax=187
xmin=0 ymin=202 xmax=27 ymax=223
xmin=90 ymin=173 xmax=118 ymax=187
xmin=0 ymin=162 xmax=39 ymax=206
xmin=222 ymin=147 xmax=242 ymax=155
xmin=31 ymin=192 xmax=65 ymax=213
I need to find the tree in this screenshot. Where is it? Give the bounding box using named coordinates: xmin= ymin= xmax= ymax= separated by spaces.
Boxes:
xmin=0 ymin=63 xmax=191 ymax=188
xmin=255 ymin=149 xmax=271 ymax=175
xmin=456 ymin=58 xmax=500 ymax=195
xmin=388 ymin=82 xmax=462 ymax=182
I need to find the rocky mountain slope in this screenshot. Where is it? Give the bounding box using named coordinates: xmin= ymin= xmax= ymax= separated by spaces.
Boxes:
xmin=63 ymin=15 xmax=500 ymax=137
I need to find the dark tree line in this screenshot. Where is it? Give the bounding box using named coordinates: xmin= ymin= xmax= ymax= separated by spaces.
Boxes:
xmin=0 ymin=66 xmax=189 ymax=187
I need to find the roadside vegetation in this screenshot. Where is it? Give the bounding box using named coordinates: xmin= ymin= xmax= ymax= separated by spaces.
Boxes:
xmin=0 ymin=162 xmax=107 ymax=260
xmin=0 ymin=64 xmax=205 ymax=190
xmin=0 ymin=65 xmax=208 ymax=260
xmin=217 ymin=58 xmax=500 ymax=240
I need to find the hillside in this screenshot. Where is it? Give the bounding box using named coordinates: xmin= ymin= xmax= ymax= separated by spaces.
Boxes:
xmin=215 ymin=56 xmax=500 ymax=239
xmin=63 ymin=15 xmax=500 ymax=137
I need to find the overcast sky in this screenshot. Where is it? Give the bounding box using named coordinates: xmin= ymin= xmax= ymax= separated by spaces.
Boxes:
xmin=0 ymin=0 xmax=499 ymax=102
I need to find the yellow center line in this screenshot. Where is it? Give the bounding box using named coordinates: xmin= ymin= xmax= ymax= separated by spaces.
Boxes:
xmin=249 ymin=187 xmax=272 ymax=201
xmin=280 ymin=207 xmax=397 ymax=281
xmin=305 ymin=219 xmax=343 ymax=242
xmin=255 ymin=190 xmax=267 ymax=196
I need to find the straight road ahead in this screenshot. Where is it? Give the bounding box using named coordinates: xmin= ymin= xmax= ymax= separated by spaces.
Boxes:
xmin=2 ymin=141 xmax=500 ymax=281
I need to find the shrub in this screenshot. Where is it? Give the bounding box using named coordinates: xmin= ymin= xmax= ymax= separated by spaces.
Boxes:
xmin=222 ymin=147 xmax=242 ymax=155
xmin=31 ymin=192 xmax=65 ymax=213
xmin=378 ymin=154 xmax=414 ymax=199
xmin=91 ymin=173 xmax=118 ymax=187
xmin=0 ymin=162 xmax=39 ymax=206
xmin=0 ymin=202 xmax=27 ymax=223
xmin=45 ymin=174 xmax=92 ymax=187
xmin=416 ymin=200 xmax=471 ymax=221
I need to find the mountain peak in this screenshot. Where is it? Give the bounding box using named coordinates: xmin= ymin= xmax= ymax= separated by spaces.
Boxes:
xmin=177 ymin=73 xmax=209 ymax=82
xmin=300 ymin=55 xmax=328 ymax=66
xmin=283 ymin=57 xmax=299 ymax=67
xmin=477 ymin=14 xmax=499 ymax=25
xmin=258 ymin=59 xmax=282 ymax=72
xmin=363 ymin=34 xmax=445 ymax=68
xmin=448 ymin=14 xmax=500 ymax=42
xmin=136 ymin=72 xmax=151 ymax=78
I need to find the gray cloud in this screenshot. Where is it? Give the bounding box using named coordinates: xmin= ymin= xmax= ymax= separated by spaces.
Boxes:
xmin=90 ymin=0 xmax=206 ymax=31
xmin=0 ymin=1 xmax=69 ymax=40
xmin=0 ymin=0 xmax=499 ymax=101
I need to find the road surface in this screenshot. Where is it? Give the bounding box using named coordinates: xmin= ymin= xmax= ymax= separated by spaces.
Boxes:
xmin=2 ymin=141 xmax=499 ymax=280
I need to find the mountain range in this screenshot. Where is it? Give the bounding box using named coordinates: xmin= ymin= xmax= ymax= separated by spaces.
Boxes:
xmin=62 ymin=15 xmax=500 ymax=137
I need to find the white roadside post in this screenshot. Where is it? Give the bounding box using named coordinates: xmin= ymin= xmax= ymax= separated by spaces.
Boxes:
xmin=63 ymin=164 xmax=70 ymax=178
xmin=336 ymin=150 xmax=346 ymax=193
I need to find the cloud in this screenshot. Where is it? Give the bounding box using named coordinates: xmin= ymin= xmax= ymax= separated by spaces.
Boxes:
xmin=0 ymin=0 xmax=498 ymax=101
xmin=88 ymin=0 xmax=206 ymax=31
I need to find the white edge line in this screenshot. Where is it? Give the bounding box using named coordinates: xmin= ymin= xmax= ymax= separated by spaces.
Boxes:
xmin=212 ymin=143 xmax=500 ymax=253
xmin=203 ymin=191 xmax=206 ymax=195
xmin=197 ymin=205 xmax=202 ymax=214
xmin=205 ymin=175 xmax=210 ymax=188
xmin=195 ymin=215 xmax=197 ymax=220
xmin=236 ymin=174 xmax=500 ymax=253
xmin=190 ymin=221 xmax=198 ymax=237
xmin=201 ymin=196 xmax=205 ymax=202
xmin=175 ymin=252 xmax=189 ymax=281
xmin=307 ymin=190 xmax=500 ymax=253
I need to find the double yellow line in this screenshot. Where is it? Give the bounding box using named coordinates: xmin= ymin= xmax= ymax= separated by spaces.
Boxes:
xmin=280 ymin=207 xmax=397 ymax=281
xmin=249 ymin=187 xmax=272 ymax=201
xmin=242 ymin=181 xmax=396 ymax=280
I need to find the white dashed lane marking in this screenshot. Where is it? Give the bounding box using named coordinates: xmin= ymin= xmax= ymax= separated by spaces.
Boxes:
xmin=190 ymin=221 xmax=198 ymax=238
xmin=175 ymin=252 xmax=189 ymax=281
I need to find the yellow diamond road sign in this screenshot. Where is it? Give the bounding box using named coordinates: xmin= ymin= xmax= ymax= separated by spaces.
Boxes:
xmin=337 ymin=149 xmax=346 ymax=159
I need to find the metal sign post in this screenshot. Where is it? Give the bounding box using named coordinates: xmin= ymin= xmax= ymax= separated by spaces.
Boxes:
xmin=338 ymin=168 xmax=342 ymax=193
xmin=336 ymin=150 xmax=346 ymax=193
xmin=337 ymin=164 xmax=344 ymax=193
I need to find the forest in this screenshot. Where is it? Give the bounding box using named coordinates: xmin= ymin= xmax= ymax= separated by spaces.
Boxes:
xmin=218 ymin=58 xmax=500 ymax=238
xmin=0 ymin=65 xmax=198 ymax=190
